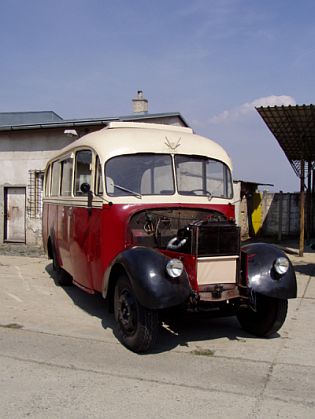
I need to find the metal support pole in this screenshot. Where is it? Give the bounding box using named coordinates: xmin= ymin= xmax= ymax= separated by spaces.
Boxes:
xmin=311 ymin=167 xmax=315 ymax=238
xmin=278 ymin=191 xmax=283 ymax=242
xmin=299 ymin=159 xmax=305 ymax=257
xmin=288 ymin=193 xmax=291 ymax=236
xmin=306 ymin=161 xmax=312 ymax=245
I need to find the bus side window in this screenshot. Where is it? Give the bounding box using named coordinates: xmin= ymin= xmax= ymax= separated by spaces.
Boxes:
xmin=60 ymin=157 xmax=73 ymax=196
xmin=74 ymin=150 xmax=92 ymax=195
xmin=45 ymin=164 xmax=51 ymax=196
xmin=95 ymin=156 xmax=104 ymax=195
xmin=51 ymin=161 xmax=61 ymax=196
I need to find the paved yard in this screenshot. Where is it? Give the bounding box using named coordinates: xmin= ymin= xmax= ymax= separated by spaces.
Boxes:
xmin=0 ymin=250 xmax=314 ymax=418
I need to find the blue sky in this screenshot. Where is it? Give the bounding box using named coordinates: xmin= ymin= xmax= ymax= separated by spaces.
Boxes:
xmin=1 ymin=0 xmax=314 ymax=192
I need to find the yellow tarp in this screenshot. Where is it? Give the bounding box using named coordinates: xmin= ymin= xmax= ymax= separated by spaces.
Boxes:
xmin=251 ymin=192 xmax=262 ymax=236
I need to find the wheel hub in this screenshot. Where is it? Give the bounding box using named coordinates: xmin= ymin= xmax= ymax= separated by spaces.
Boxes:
xmin=118 ymin=290 xmax=137 ymax=335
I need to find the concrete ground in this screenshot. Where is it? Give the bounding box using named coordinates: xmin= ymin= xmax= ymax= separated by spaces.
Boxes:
xmin=0 ymin=247 xmax=314 ymax=418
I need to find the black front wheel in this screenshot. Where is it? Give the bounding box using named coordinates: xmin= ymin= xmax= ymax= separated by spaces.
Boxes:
xmin=237 ymin=294 xmax=288 ymax=337
xmin=114 ymin=275 xmax=159 ymax=353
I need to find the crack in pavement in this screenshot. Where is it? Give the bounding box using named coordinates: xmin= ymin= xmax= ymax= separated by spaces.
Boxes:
xmin=0 ymin=351 xmax=314 ymax=409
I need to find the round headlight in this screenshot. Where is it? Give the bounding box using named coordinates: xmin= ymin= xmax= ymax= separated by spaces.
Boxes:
xmin=274 ymin=257 xmax=290 ymax=275
xmin=166 ymin=259 xmax=184 ymax=278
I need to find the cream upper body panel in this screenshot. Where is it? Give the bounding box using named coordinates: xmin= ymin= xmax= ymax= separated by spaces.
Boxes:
xmin=45 ymin=122 xmax=234 ymax=205
xmin=47 ymin=122 xmax=233 ymax=171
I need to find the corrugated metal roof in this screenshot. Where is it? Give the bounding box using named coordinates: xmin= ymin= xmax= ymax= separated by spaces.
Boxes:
xmin=0 ymin=112 xmax=188 ymax=132
xmin=257 ymin=105 xmax=315 ymax=177
xmin=234 ymin=179 xmax=274 ymax=187
xmin=0 ymin=111 xmax=63 ymax=126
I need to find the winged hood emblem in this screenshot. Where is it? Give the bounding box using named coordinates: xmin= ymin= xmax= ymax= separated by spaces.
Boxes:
xmin=165 ymin=136 xmax=181 ymax=151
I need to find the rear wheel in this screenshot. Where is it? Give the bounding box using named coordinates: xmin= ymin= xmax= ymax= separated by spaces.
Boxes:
xmin=51 ymin=244 xmax=72 ymax=287
xmin=114 ymin=275 xmax=159 ymax=353
xmin=237 ymin=294 xmax=288 ymax=337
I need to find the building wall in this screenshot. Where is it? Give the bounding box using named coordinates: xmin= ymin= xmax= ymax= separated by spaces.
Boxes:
xmin=233 ymin=182 xmax=241 ymax=226
xmin=0 ymin=128 xmax=75 ymax=247
xmin=234 ymin=190 xmax=305 ymax=239
xmin=128 ymin=116 xmax=185 ymax=126
xmin=261 ymin=192 xmax=300 ymax=236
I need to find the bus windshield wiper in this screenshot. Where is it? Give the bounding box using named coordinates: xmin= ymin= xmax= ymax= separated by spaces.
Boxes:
xmin=189 ymin=189 xmax=213 ymax=201
xmin=114 ymin=184 xmax=142 ymax=199
xmin=204 ymin=190 xmax=213 ymax=201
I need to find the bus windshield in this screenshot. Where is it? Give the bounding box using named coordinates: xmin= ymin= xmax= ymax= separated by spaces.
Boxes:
xmin=105 ymin=153 xmax=233 ymax=199
xmin=105 ymin=154 xmax=175 ymax=197
xmin=175 ymin=155 xmax=233 ymax=199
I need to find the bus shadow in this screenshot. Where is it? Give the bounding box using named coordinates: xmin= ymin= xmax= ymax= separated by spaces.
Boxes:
xmin=154 ymin=312 xmax=277 ymax=354
xmin=293 ymin=263 xmax=315 ymax=277
xmin=46 ymin=263 xmax=278 ymax=354
xmin=45 ymin=263 xmax=116 ymax=330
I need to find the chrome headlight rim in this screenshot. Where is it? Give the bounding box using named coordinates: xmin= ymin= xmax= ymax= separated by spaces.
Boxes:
xmin=274 ymin=256 xmax=290 ymax=275
xmin=166 ymin=258 xmax=184 ymax=278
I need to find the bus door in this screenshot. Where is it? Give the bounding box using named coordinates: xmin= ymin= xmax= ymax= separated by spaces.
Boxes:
xmin=69 ymin=150 xmax=94 ymax=290
xmin=58 ymin=156 xmax=74 ymax=273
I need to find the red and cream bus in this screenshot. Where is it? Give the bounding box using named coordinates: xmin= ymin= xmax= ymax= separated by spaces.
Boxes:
xmin=43 ymin=122 xmax=296 ymax=352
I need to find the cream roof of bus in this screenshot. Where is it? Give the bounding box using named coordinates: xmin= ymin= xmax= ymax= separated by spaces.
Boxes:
xmin=51 ymin=122 xmax=232 ymax=169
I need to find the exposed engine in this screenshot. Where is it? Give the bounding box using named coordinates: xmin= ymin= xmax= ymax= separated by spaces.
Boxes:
xmin=128 ymin=208 xmax=240 ymax=257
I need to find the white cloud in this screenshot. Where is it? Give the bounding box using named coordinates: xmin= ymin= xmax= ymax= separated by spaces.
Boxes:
xmin=209 ymin=95 xmax=296 ymax=124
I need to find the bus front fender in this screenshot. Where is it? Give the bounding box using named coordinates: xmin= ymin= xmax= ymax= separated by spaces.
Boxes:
xmin=104 ymin=247 xmax=192 ymax=310
xmin=241 ymin=243 xmax=297 ymax=299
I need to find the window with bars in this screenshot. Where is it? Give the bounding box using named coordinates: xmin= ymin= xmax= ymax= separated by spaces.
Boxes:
xmin=27 ymin=170 xmax=44 ymax=218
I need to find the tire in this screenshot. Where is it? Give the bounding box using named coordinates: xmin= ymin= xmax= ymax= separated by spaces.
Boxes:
xmin=51 ymin=244 xmax=72 ymax=287
xmin=237 ymin=294 xmax=288 ymax=337
xmin=114 ymin=275 xmax=159 ymax=353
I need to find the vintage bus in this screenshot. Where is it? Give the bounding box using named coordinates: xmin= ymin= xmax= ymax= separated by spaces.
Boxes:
xmin=43 ymin=122 xmax=296 ymax=352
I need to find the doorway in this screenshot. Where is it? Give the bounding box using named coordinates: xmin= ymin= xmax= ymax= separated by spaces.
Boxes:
xmin=4 ymin=187 xmax=26 ymax=243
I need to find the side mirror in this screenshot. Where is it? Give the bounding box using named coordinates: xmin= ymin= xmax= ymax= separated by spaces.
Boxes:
xmin=80 ymin=183 xmax=91 ymax=194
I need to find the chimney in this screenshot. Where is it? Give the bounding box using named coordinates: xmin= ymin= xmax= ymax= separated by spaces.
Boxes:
xmin=132 ymin=90 xmax=148 ymax=113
